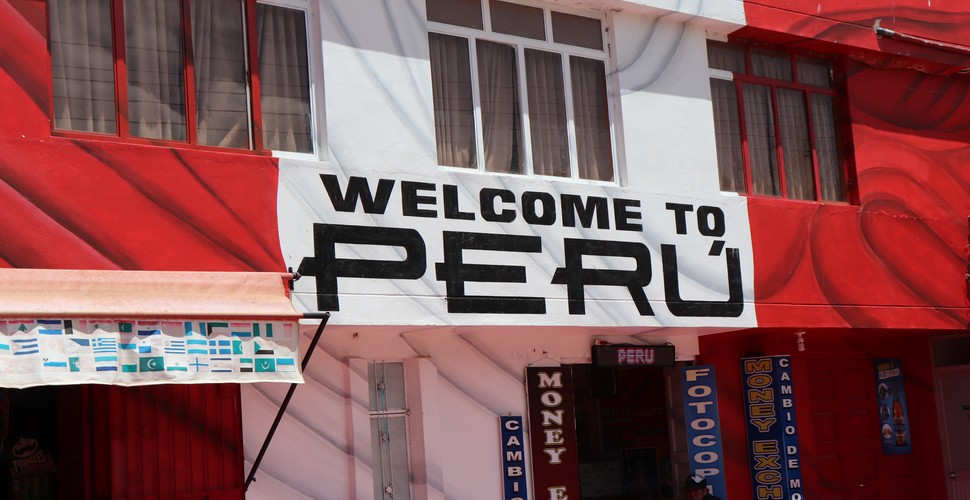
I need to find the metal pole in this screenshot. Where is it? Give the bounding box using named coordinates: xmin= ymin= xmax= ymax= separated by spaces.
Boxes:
xmin=245 ymin=312 xmax=331 ymax=491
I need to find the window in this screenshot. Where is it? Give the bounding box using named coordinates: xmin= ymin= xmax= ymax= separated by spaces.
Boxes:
xmin=49 ymin=0 xmax=314 ymax=154
xmin=369 ymin=361 xmax=411 ymax=500
xmin=707 ymin=40 xmax=850 ymax=202
xmin=427 ymin=0 xmax=615 ymax=182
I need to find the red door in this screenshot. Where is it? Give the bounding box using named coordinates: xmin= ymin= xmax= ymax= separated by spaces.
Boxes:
xmin=806 ymin=356 xmax=917 ymax=499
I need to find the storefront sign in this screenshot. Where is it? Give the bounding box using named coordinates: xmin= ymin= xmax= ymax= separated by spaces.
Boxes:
xmin=527 ymin=367 xmax=581 ymax=499
xmin=280 ymin=169 xmax=757 ymax=327
xmin=501 ymin=416 xmax=529 ymax=500
xmin=682 ymin=365 xmax=727 ymax=498
xmin=740 ymin=355 xmax=802 ymax=500
xmin=874 ymin=358 xmax=911 ymax=454
xmin=592 ymin=344 xmax=675 ymax=367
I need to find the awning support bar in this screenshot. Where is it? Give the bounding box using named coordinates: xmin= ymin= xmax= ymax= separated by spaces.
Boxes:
xmin=245 ymin=311 xmax=331 ymax=491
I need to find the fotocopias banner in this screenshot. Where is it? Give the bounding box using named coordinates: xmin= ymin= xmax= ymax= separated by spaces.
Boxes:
xmin=526 ymin=367 xmax=581 ymax=499
xmin=740 ymin=355 xmax=803 ymax=500
xmin=682 ymin=365 xmax=727 ymax=498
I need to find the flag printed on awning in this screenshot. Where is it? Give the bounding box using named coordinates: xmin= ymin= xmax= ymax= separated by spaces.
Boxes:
xmin=0 ymin=318 xmax=301 ymax=388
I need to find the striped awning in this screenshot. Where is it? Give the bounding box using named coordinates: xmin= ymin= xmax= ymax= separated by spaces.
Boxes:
xmin=0 ymin=268 xmax=304 ymax=388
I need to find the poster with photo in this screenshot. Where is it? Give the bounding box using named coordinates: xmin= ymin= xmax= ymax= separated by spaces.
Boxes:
xmin=874 ymin=358 xmax=912 ymax=454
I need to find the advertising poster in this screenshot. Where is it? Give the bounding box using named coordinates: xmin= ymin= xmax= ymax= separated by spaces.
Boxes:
xmin=526 ymin=367 xmax=582 ymax=500
xmin=682 ymin=365 xmax=727 ymax=498
xmin=874 ymin=358 xmax=912 ymax=454
xmin=740 ymin=355 xmax=802 ymax=500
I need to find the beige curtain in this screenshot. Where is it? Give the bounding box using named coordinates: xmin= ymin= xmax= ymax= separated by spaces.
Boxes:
xmin=476 ymin=40 xmax=523 ymax=174
xmin=258 ymin=4 xmax=313 ymax=153
xmin=429 ymin=33 xmax=477 ymax=168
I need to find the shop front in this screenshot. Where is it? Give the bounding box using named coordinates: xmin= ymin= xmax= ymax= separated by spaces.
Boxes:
xmin=0 ymin=268 xmax=304 ymax=499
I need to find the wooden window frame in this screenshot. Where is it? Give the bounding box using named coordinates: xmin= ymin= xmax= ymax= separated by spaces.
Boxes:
xmin=46 ymin=0 xmax=318 ymax=156
xmin=709 ymin=40 xmax=857 ymax=203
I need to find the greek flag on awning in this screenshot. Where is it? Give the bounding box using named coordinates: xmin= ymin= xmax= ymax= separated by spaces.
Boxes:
xmin=0 ymin=269 xmax=304 ymax=388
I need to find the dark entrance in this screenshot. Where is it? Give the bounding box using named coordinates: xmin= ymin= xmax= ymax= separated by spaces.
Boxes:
xmin=571 ymin=365 xmax=675 ymax=500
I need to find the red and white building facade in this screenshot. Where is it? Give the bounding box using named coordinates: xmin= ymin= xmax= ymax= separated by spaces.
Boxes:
xmin=1 ymin=0 xmax=969 ymax=498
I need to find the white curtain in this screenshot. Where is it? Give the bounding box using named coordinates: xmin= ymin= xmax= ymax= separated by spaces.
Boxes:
xmin=709 ymin=78 xmax=744 ymax=193
xmin=812 ymin=94 xmax=845 ymax=201
xmin=257 ymin=4 xmax=313 ymax=153
xmin=476 ymin=40 xmax=523 ymax=174
xmin=124 ymin=0 xmax=187 ymax=141
xmin=429 ymin=33 xmax=477 ymax=168
xmin=49 ymin=0 xmax=116 ymax=134
xmin=525 ymin=48 xmax=568 ymax=177
xmin=778 ymin=88 xmax=814 ymax=200
xmin=751 ymin=48 xmax=792 ymax=81
xmin=742 ymin=83 xmax=780 ymax=196
xmin=569 ymin=56 xmax=612 ymax=181
xmin=192 ymin=0 xmax=250 ymax=149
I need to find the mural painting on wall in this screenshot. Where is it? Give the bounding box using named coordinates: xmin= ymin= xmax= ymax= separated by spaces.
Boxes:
xmin=744 ymin=0 xmax=970 ymax=330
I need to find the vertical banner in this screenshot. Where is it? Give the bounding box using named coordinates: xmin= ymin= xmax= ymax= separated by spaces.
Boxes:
xmin=501 ymin=416 xmax=529 ymax=500
xmin=682 ymin=365 xmax=727 ymax=499
xmin=740 ymin=355 xmax=803 ymax=500
xmin=526 ymin=367 xmax=581 ymax=500
xmin=874 ymin=358 xmax=911 ymax=454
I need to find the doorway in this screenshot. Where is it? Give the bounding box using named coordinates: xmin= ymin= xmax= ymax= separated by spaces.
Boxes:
xmin=571 ymin=364 xmax=677 ymax=500
xmin=932 ymin=335 xmax=970 ymax=499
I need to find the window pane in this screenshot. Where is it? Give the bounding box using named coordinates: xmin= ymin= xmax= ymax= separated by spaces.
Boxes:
xmin=429 ymin=33 xmax=477 ymax=168
xmin=525 ymin=49 xmax=569 ymax=177
xmin=257 ymin=4 xmax=313 ymax=153
xmin=710 ymin=79 xmax=744 ymax=193
xmin=707 ymin=40 xmax=745 ymax=73
xmin=551 ymin=12 xmax=602 ymax=50
xmin=193 ymin=0 xmax=250 ymax=149
xmin=49 ymin=0 xmax=116 ymax=134
xmin=370 ymin=416 xmax=411 ymax=500
xmin=369 ymin=362 xmax=406 ymax=411
xmin=797 ymin=56 xmax=832 ymax=87
xmin=777 ymin=88 xmax=814 ymax=200
xmin=742 ymin=84 xmax=780 ymax=196
xmin=570 ymin=56 xmax=612 ymax=181
xmin=489 ymin=0 xmax=544 ymax=40
xmin=125 ymin=0 xmax=187 ymax=141
xmin=812 ymin=94 xmax=845 ymax=202
xmin=751 ymin=48 xmax=792 ymax=81
xmin=477 ymin=41 xmax=524 ymax=174
xmin=426 ymin=0 xmax=483 ymax=29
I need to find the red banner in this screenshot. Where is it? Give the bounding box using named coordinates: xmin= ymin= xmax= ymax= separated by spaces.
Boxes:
xmin=526 ymin=367 xmax=581 ymax=499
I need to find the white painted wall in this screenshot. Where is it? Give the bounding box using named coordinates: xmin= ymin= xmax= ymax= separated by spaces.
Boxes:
xmin=246 ymin=0 xmax=745 ymax=498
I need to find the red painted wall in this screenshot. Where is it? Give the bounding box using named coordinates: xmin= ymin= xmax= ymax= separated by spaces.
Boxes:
xmin=700 ymin=330 xmax=947 ymax=499
xmin=0 ymin=1 xmax=286 ymax=497
xmin=743 ymin=0 xmax=970 ymax=329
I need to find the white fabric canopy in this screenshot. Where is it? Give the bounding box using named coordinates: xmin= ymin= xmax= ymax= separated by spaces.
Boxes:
xmin=0 ymin=269 xmax=304 ymax=388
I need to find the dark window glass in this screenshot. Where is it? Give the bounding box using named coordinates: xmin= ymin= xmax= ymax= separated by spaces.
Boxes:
xmin=489 ymin=0 xmax=544 ymax=40
xmin=551 ymin=11 xmax=602 ymax=50
xmin=426 ymin=0 xmax=483 ymax=29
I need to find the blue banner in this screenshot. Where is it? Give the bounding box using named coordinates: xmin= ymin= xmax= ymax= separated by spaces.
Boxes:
xmin=681 ymin=365 xmax=727 ymax=499
xmin=740 ymin=355 xmax=803 ymax=500
xmin=874 ymin=358 xmax=911 ymax=454
xmin=500 ymin=416 xmax=528 ymax=500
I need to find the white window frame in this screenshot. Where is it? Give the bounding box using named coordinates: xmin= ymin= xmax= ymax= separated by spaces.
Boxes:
xmin=368 ymin=360 xmax=412 ymax=500
xmin=428 ymin=0 xmax=619 ymax=184
xmin=258 ymin=0 xmax=327 ymax=161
